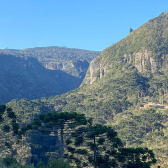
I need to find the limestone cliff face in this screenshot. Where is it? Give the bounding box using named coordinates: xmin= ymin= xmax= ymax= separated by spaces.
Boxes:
xmin=44 ymin=60 xmax=89 ymax=78
xmin=44 ymin=62 xmax=64 ymax=70
xmin=81 ymin=54 xmax=111 ymax=85
xmin=124 ymin=49 xmax=166 ymax=74
xmin=81 ymin=49 xmax=165 ymax=86
xmin=131 ymin=50 xmax=158 ymax=73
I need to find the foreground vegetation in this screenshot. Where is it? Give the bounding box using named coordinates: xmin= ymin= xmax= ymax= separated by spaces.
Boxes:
xmin=0 ymin=47 xmax=100 ymax=78
xmin=0 ymin=107 xmax=157 ymax=168
xmin=0 ymin=158 xmax=71 ymax=168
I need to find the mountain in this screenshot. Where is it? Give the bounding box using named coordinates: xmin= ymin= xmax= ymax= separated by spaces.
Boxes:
xmin=82 ymin=12 xmax=168 ymax=85
xmin=0 ymin=54 xmax=64 ymax=104
xmin=0 ymin=47 xmax=101 ymax=78
xmin=0 ymin=47 xmax=100 ymax=104
xmin=4 ymin=12 xmax=168 ymax=167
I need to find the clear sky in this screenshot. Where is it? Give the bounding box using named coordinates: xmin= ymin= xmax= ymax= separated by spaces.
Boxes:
xmin=0 ymin=0 xmax=168 ymax=51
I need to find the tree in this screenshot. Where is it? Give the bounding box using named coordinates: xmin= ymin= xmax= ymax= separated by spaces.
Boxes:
xmin=118 ymin=147 xmax=156 ymax=168
xmin=0 ymin=105 xmax=31 ymax=160
xmin=46 ymin=158 xmax=72 ymax=168
xmin=0 ymin=105 xmax=19 ymax=149
xmin=129 ymin=28 xmax=133 ymax=33
xmin=30 ymin=112 xmax=157 ymax=168
xmin=29 ymin=111 xmax=88 ymax=164
xmin=64 ymin=119 xmax=156 ymax=168
xmin=65 ymin=123 xmax=123 ymax=167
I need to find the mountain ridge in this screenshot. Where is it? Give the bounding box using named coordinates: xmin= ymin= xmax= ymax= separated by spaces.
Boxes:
xmin=0 ymin=47 xmax=100 ymax=104
xmin=0 ymin=46 xmax=101 ymax=78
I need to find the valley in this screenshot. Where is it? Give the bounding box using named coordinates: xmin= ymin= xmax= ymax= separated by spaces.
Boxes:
xmin=0 ymin=47 xmax=100 ymax=104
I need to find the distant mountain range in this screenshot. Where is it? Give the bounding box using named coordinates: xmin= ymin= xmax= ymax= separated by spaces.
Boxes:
xmin=0 ymin=47 xmax=100 ymax=104
xmin=0 ymin=47 xmax=101 ymax=78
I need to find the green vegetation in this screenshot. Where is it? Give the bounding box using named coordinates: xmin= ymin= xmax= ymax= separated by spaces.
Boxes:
xmin=0 ymin=54 xmax=63 ymax=104
xmin=0 ymin=46 xmax=100 ymax=78
xmin=65 ymin=123 xmax=156 ymax=168
xmin=0 ymin=46 xmax=100 ymax=104
xmin=3 ymin=12 xmax=168 ymax=167
xmin=0 ymin=54 xmax=90 ymax=104
xmin=0 ymin=157 xmax=71 ymax=168
xmin=0 ymin=105 xmax=26 ymax=159
xmin=0 ymin=105 xmax=18 ymax=148
xmin=25 ymin=112 xmax=156 ymax=168
xmin=0 ymin=46 xmax=100 ymax=63
xmin=43 ymin=159 xmax=72 ymax=168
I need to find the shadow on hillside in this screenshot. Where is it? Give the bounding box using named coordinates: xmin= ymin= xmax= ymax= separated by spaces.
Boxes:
xmin=48 ymin=69 xmax=83 ymax=93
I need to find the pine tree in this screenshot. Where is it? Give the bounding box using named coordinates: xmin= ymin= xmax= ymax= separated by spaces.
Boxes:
xmin=129 ymin=28 xmax=133 ymax=33
xmin=65 ymin=119 xmax=156 ymax=168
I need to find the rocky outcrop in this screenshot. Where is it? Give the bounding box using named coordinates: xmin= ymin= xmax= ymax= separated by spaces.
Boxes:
xmin=44 ymin=60 xmax=89 ymax=78
xmin=82 ymin=57 xmax=100 ymax=85
xmin=123 ymin=50 xmax=159 ymax=73
xmin=134 ymin=50 xmax=158 ymax=73
xmin=44 ymin=63 xmax=64 ymax=70
xmin=82 ymin=49 xmax=164 ymax=86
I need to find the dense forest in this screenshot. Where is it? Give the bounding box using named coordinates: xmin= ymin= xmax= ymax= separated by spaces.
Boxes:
xmin=1 ymin=12 xmax=168 ymax=167
xmin=0 ymin=106 xmax=157 ymax=168
xmin=0 ymin=47 xmax=100 ymax=104
xmin=0 ymin=47 xmax=101 ymax=78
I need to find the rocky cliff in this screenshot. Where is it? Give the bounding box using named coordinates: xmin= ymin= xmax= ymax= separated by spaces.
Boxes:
xmin=82 ymin=12 xmax=168 ymax=85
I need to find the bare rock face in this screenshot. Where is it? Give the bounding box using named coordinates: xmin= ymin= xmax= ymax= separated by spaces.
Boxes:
xmin=44 ymin=60 xmax=90 ymax=79
xmin=134 ymin=50 xmax=158 ymax=73
xmin=89 ymin=58 xmax=100 ymax=84
xmin=82 ymin=57 xmax=100 ymax=85
xmin=81 ymin=53 xmax=112 ymax=86
xmin=123 ymin=50 xmax=159 ymax=73
xmin=44 ymin=63 xmax=64 ymax=70
xmin=99 ymin=55 xmax=111 ymax=78
xmin=81 ymin=49 xmax=165 ymax=86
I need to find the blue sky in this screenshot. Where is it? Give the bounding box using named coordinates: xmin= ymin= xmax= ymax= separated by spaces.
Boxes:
xmin=0 ymin=0 xmax=168 ymax=51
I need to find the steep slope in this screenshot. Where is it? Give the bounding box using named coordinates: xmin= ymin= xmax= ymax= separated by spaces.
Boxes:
xmin=5 ymin=12 xmax=168 ymax=167
xmin=0 ymin=54 xmax=63 ymax=104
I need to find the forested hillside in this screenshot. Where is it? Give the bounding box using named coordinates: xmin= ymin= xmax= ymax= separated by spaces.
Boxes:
xmin=0 ymin=47 xmax=100 ymax=104
xmin=0 ymin=47 xmax=101 ymax=78
xmin=0 ymin=54 xmax=63 ymax=104
xmin=3 ymin=12 xmax=168 ymax=167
